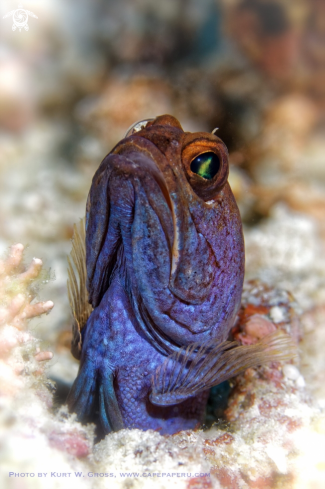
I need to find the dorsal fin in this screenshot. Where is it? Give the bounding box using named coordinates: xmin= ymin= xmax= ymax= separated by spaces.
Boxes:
xmin=67 ymin=218 xmax=93 ymax=360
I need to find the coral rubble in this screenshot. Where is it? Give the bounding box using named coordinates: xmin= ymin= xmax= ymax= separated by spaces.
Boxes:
xmin=0 ymin=246 xmax=93 ymax=489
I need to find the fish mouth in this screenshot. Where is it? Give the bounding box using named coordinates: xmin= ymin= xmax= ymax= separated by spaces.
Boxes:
xmin=117 ymin=145 xmax=216 ymax=307
xmin=131 ymin=154 xmax=200 ymax=302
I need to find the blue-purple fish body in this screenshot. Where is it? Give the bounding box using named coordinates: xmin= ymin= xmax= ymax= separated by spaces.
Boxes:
xmin=67 ymin=115 xmax=294 ymax=436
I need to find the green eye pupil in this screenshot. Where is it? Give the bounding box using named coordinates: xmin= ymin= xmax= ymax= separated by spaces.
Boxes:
xmin=190 ymin=152 xmax=220 ymax=180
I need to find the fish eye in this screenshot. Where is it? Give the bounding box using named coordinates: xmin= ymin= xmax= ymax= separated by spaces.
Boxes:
xmin=190 ymin=152 xmax=220 ymax=180
xmin=181 ymin=137 xmax=229 ymax=200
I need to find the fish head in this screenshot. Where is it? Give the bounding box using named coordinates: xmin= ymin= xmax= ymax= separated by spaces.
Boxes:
xmin=86 ymin=115 xmax=244 ymax=352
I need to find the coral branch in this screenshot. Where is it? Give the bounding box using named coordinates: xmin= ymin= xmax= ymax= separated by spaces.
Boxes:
xmin=0 ymin=244 xmax=54 ymax=390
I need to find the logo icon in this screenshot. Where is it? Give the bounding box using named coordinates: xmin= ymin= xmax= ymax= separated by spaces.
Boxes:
xmin=3 ymin=3 xmax=38 ymax=32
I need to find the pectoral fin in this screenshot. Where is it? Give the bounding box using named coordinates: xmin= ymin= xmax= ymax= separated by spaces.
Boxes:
xmin=150 ymin=330 xmax=297 ymax=406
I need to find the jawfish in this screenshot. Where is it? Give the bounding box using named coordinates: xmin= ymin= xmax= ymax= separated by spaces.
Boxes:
xmin=67 ymin=115 xmax=294 ymax=436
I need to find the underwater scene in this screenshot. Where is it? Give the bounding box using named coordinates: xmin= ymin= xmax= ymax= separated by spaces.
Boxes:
xmin=0 ymin=1 xmax=324 ymax=488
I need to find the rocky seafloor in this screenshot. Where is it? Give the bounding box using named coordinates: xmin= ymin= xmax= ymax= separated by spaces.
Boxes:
xmin=0 ymin=0 xmax=325 ymax=487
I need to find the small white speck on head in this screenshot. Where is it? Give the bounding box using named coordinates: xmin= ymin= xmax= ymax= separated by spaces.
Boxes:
xmin=205 ymin=200 xmax=215 ymax=206
xmin=32 ymin=258 xmax=42 ymax=265
xmin=269 ymin=306 xmax=285 ymax=323
xmin=283 ymin=364 xmax=300 ymax=381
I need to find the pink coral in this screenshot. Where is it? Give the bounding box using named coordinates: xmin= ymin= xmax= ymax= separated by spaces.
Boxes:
xmin=0 ymin=244 xmax=54 ymax=395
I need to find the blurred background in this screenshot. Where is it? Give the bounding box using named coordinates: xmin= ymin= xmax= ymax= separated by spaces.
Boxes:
xmin=0 ymin=0 xmax=324 ymax=403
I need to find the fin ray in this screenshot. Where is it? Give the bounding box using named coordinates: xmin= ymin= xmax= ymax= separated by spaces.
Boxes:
xmin=101 ymin=375 xmax=124 ymax=431
xmin=150 ymin=331 xmax=297 ymax=406
xmin=68 ymin=363 xmax=96 ymax=419
xmin=67 ymin=218 xmax=93 ymax=360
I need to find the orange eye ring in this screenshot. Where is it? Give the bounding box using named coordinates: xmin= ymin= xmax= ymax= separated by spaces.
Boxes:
xmin=182 ymin=137 xmax=229 ymax=200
